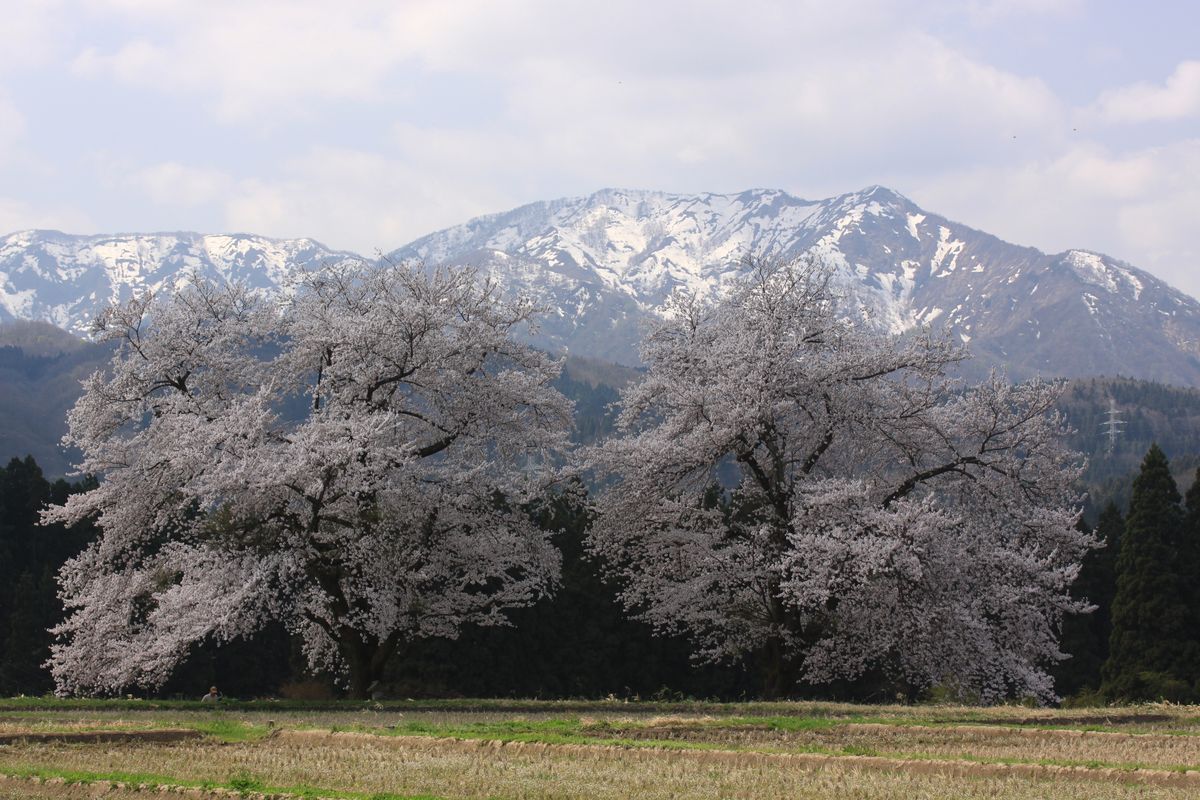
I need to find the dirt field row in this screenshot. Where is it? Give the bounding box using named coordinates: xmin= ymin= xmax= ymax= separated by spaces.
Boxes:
xmin=1 ymin=733 xmax=1198 ymax=800
xmin=2 ymin=701 xmax=1200 ymax=799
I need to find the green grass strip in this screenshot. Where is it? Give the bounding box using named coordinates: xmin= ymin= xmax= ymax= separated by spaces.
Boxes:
xmin=0 ymin=764 xmax=442 ymax=800
xmin=0 ymin=718 xmax=273 ymax=744
xmin=184 ymin=718 xmax=275 ymax=743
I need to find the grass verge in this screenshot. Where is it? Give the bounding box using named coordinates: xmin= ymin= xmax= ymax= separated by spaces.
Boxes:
xmin=1 ymin=765 xmax=442 ymax=800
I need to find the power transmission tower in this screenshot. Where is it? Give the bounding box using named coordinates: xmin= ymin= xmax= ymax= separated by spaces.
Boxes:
xmin=1101 ymin=397 xmax=1125 ymax=454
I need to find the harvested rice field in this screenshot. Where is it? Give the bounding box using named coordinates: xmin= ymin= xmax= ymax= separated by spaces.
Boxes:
xmin=2 ymin=699 xmax=1199 ymax=799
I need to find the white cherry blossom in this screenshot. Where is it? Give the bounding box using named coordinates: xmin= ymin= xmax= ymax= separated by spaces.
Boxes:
xmin=588 ymin=258 xmax=1089 ymax=702
xmin=45 ymin=263 xmax=572 ymax=697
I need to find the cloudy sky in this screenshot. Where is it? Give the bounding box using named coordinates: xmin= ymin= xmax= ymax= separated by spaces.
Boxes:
xmin=2 ymin=1 xmax=1198 ymax=294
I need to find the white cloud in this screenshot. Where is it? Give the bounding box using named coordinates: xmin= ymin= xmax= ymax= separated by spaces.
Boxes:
xmin=64 ymin=0 xmax=1061 ymax=149
xmin=70 ymin=1 xmax=416 ymax=122
xmin=1093 ymin=60 xmax=1200 ymax=123
xmin=0 ymin=94 xmax=27 ymax=158
xmin=368 ymin=21 xmax=1066 ymax=205
xmin=202 ymin=22 xmax=1066 ymax=254
xmin=0 ymin=196 xmax=94 ymax=235
xmin=222 ymin=146 xmax=516 ymax=252
xmin=128 ymin=162 xmax=232 ymax=207
xmin=0 ymin=2 xmax=63 ymax=161
xmin=0 ymin=1 xmax=70 ymax=71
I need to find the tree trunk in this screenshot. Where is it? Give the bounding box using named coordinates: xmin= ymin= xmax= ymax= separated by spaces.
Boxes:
xmin=345 ymin=648 xmax=376 ymax=700
xmin=339 ymin=631 xmax=399 ymax=700
xmin=760 ymin=635 xmax=796 ymax=700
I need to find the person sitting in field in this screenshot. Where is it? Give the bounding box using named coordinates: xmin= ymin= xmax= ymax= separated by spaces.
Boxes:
xmin=201 ymin=686 xmax=221 ymax=703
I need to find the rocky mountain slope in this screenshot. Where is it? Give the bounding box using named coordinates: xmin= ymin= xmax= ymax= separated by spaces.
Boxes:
xmin=0 ymin=230 xmax=360 ymax=336
xmin=391 ymin=186 xmax=1200 ymax=382
xmin=3 ymin=186 xmax=1199 ymax=383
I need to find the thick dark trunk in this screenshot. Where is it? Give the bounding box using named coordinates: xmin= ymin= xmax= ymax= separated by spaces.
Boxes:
xmin=339 ymin=632 xmax=399 ymax=700
xmin=345 ymin=650 xmax=377 ymax=700
xmin=760 ymin=635 xmax=797 ymax=700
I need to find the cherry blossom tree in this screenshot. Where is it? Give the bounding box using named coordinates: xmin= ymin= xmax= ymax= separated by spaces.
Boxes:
xmin=587 ymin=258 xmax=1089 ymax=702
xmin=44 ymin=263 xmax=573 ymax=698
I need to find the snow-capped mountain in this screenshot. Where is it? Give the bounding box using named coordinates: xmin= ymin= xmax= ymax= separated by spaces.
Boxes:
xmin=0 ymin=230 xmax=362 ymax=335
xmin=3 ymin=186 xmax=1200 ymax=385
xmin=390 ymin=186 xmax=1200 ymax=383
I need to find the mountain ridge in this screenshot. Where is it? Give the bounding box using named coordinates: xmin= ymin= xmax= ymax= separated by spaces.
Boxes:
xmin=388 ymin=185 xmax=1200 ymax=381
xmin=3 ymin=185 xmax=1199 ymax=384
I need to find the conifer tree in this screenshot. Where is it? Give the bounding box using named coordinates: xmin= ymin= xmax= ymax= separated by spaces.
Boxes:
xmin=1055 ymin=504 xmax=1122 ymax=696
xmin=0 ymin=571 xmax=56 ymax=694
xmin=1102 ymin=445 xmax=1198 ymax=701
xmin=0 ymin=457 xmax=95 ymax=695
xmin=1182 ymin=469 xmax=1200 ymax=679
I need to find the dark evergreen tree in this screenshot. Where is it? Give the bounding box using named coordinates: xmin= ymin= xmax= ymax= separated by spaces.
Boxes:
xmin=0 ymin=456 xmax=96 ymax=695
xmin=1102 ymin=445 xmax=1199 ymax=701
xmin=1182 ymin=468 xmax=1200 ymax=689
xmin=1054 ymin=504 xmax=1121 ymax=696
xmin=0 ymin=570 xmax=58 ymax=692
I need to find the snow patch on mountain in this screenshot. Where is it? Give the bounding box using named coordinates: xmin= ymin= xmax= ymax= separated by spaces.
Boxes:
xmin=932 ymin=226 xmax=966 ymax=277
xmin=906 ymin=213 xmax=925 ymax=241
xmin=0 ymin=273 xmax=35 ymax=318
xmin=1065 ymin=249 xmax=1145 ymax=301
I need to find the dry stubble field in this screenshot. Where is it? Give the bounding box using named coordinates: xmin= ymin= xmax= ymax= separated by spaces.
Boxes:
xmin=2 ymin=699 xmax=1199 ymax=798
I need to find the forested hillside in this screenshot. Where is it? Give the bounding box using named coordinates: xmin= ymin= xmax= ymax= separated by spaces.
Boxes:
xmin=1060 ymin=378 xmax=1200 ymax=513
xmin=0 ymin=322 xmax=111 ymax=478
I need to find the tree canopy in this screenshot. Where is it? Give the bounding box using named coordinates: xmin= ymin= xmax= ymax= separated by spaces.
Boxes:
xmin=588 ymin=258 xmax=1089 ymax=702
xmin=44 ymin=263 xmax=573 ymax=697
